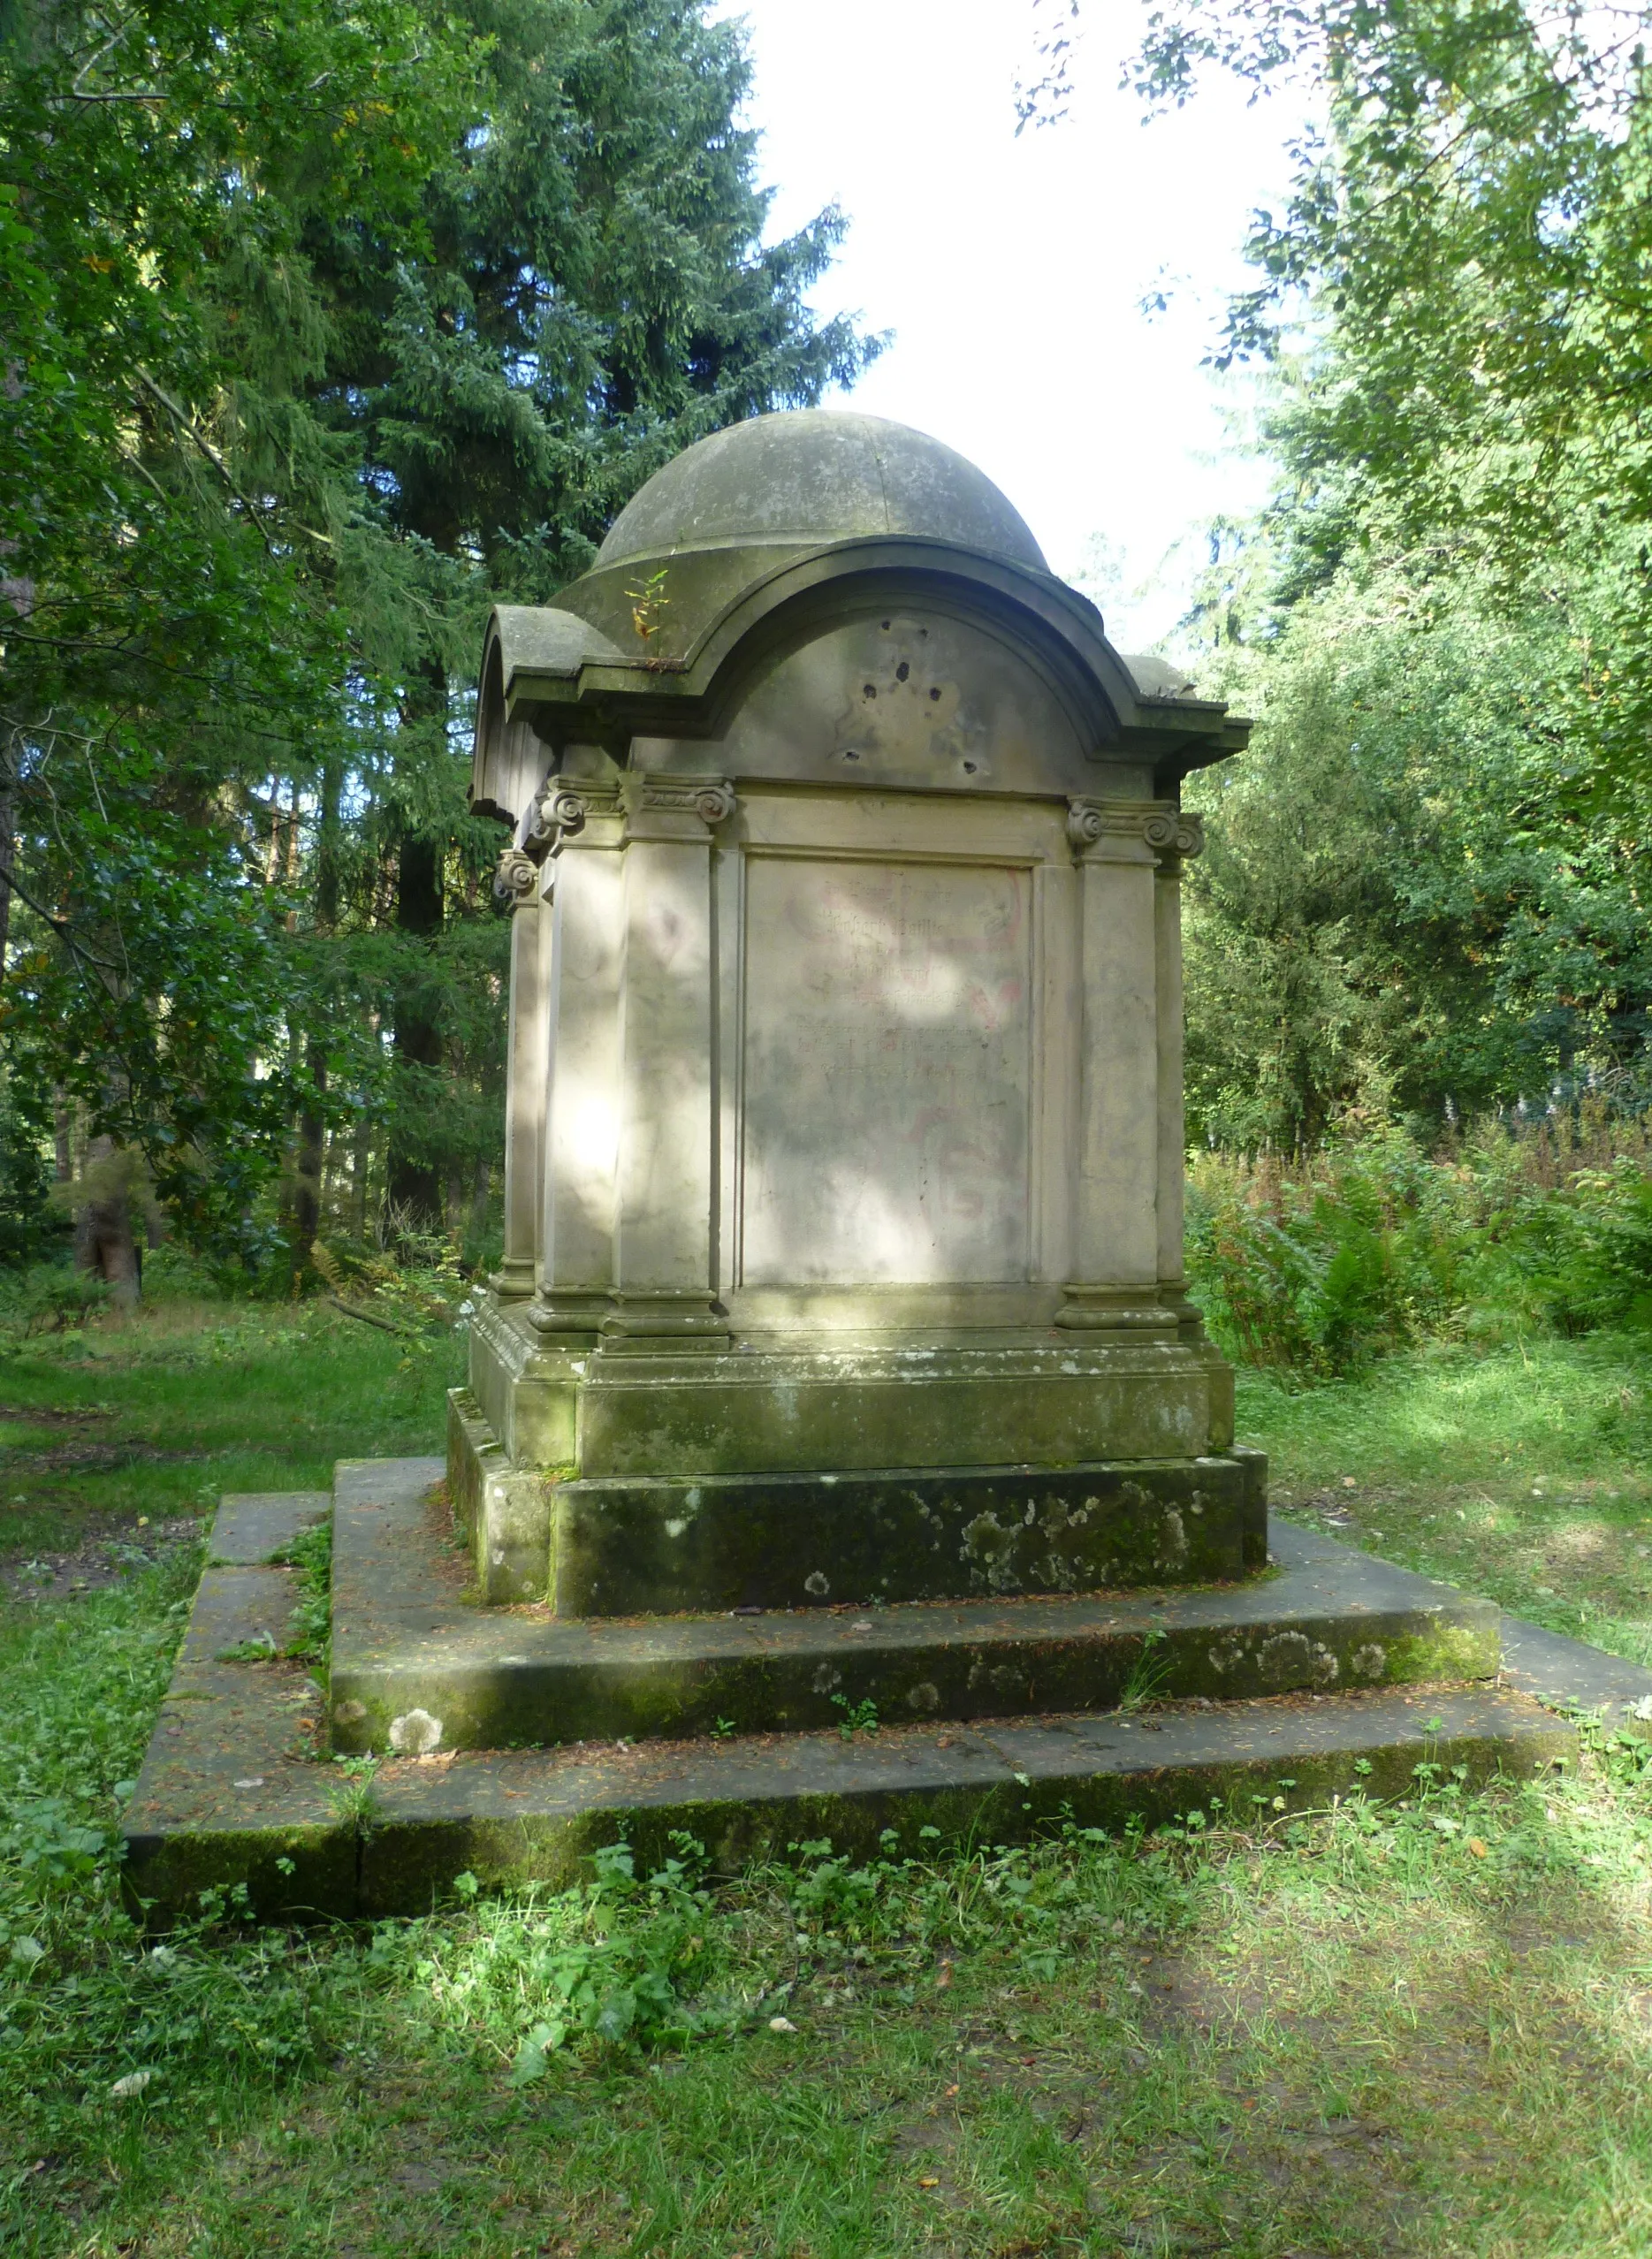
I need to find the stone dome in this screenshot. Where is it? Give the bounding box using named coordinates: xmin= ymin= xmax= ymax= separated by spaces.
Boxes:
xmin=596 ymin=410 xmax=1048 ymax=574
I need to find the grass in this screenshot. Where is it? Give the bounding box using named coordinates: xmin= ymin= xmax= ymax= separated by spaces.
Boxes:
xmin=4 ymin=1298 xmax=1652 ymax=2255
xmin=1251 ymin=1334 xmax=1652 ymax=1666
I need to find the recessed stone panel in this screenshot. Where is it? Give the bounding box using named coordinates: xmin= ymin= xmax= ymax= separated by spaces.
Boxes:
xmin=740 ymin=856 xmax=1032 ymax=1286
xmin=715 ymin=608 xmax=1091 ymax=794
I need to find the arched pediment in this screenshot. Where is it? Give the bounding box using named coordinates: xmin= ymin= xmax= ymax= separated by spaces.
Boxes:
xmin=472 ymin=537 xmax=1249 ymax=821
xmin=675 ymin=594 xmax=1096 ymax=798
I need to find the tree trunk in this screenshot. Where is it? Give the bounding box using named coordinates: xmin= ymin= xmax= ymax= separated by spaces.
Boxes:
xmin=52 ymin=1089 xmax=72 ymax=1186
xmin=75 ymin=1134 xmax=141 ymax=1308
xmin=293 ymin=1046 xmax=327 ymax=1265
xmin=292 ymin=753 xmax=342 ymax=1281
xmin=352 ymin=1117 xmax=372 ymax=1243
xmin=0 ymin=767 xmax=15 ymax=985
xmin=387 ymin=665 xmax=447 ymax=1230
xmin=468 ymin=1154 xmax=491 ymax=1247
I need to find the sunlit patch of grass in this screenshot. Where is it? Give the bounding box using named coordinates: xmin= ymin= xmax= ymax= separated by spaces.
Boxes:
xmin=1249 ymin=1335 xmax=1652 ymax=1648
xmin=0 ymin=1300 xmax=462 ymax=1565
xmin=1242 ymin=1333 xmax=1652 ymax=1489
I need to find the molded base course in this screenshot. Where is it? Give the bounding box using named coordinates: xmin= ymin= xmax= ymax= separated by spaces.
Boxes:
xmin=331 ymin=1463 xmax=1499 ymax=1753
xmin=465 ymin=1298 xmax=1241 ymax=1480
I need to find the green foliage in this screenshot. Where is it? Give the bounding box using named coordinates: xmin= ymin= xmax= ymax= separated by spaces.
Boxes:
xmin=1180 ymin=567 xmax=1652 ymax=1147
xmin=1188 ymin=1119 xmax=1652 ymax=1376
xmin=0 ymin=0 xmax=879 ymax=1275
xmin=375 ymin=1836 xmax=731 ymax=2074
xmin=1119 ymin=1626 xmax=1173 ymax=1711
xmin=1501 ymin=1160 xmax=1652 ymax=1335
xmin=1118 ymin=0 xmax=1652 ymax=673
xmin=830 ymin=1693 xmax=879 ymax=1740
xmin=0 ymin=1071 xmax=68 ymax=1266
xmin=0 ymin=1261 xmax=108 ymax=1341
xmin=270 ymin=1516 xmax=331 ymax=1663
xmin=1032 ymin=0 xmax=1652 ymax=1160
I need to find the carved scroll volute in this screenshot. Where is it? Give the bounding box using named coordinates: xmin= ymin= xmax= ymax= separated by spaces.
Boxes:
xmin=620 ymin=774 xmax=739 ymax=844
xmin=688 ymin=778 xmax=737 ymax=827
xmin=1144 ymin=808 xmax=1204 ymax=865
xmin=1067 ymin=800 xmax=1204 ymax=866
xmin=524 ymin=780 xmax=624 ymax=856
xmin=492 ymin=848 xmax=539 ymax=903
xmin=635 ymin=775 xmax=738 ymax=826
xmin=1171 ymin=810 xmax=1205 ymax=863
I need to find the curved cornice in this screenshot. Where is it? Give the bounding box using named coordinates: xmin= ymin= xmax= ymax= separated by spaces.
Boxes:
xmin=474 ymin=536 xmax=1250 ymax=818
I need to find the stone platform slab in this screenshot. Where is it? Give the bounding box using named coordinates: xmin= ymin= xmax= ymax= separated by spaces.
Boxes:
xmin=126 ymin=1558 xmax=1569 ymax=1921
xmin=332 ymin=1460 xmax=1499 ymax=1754
xmin=124 ymin=1473 xmax=1640 ymax=1926
xmin=1502 ymin=1615 xmax=1652 ymax=1729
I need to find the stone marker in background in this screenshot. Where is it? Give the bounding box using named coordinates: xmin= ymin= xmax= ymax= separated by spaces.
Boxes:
xmin=453 ymin=409 xmax=1265 ymax=1611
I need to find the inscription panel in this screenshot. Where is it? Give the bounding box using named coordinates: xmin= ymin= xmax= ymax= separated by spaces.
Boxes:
xmin=740 ymin=857 xmax=1032 ymax=1286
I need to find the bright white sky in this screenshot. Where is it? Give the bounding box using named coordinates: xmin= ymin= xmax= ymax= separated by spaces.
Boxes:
xmin=712 ymin=0 xmax=1305 ymax=653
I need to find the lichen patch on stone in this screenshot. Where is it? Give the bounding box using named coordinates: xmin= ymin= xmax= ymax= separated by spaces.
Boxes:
xmin=389 ymin=1708 xmax=444 ymax=1755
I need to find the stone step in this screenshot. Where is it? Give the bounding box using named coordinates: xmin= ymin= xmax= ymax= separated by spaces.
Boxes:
xmin=330 ymin=1460 xmax=1501 ymax=1755
xmin=207 ymin=1490 xmax=330 ymax=1568
xmin=123 ymin=1644 xmax=1571 ymax=1925
xmin=1501 ymin=1614 xmax=1652 ymax=1731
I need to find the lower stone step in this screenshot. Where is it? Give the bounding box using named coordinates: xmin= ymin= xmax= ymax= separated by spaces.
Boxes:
xmin=123 ymin=1669 xmax=1570 ymax=1924
xmin=330 ymin=1460 xmax=1501 ymax=1753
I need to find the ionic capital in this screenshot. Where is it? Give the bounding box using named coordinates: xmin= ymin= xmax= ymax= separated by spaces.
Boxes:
xmin=492 ymin=848 xmax=539 ymax=904
xmin=1067 ymin=799 xmax=1203 ymax=867
xmin=526 ymin=780 xmax=624 ymax=854
xmin=636 ymin=775 xmax=738 ymax=827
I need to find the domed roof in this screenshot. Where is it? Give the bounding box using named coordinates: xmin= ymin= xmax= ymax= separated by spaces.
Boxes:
xmin=597 ymin=410 xmax=1048 ymax=573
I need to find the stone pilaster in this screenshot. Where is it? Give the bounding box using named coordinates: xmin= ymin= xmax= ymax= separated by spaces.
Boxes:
xmin=489 ymin=848 xmax=547 ymax=1300
xmin=1152 ymin=810 xmax=1205 ymax=1339
xmin=600 ymin=778 xmax=737 ymax=1353
xmin=531 ymin=782 xmax=626 ymax=1341
xmin=1056 ymin=800 xmax=1180 ymax=1334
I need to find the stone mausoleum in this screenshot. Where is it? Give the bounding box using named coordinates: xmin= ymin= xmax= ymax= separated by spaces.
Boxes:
xmin=453 ymin=408 xmax=1265 ymax=1612
xmin=123 ymin=414 xmax=1572 ymax=1921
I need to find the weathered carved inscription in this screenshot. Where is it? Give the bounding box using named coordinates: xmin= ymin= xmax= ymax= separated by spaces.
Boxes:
xmin=740 ymin=857 xmax=1033 ymax=1285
